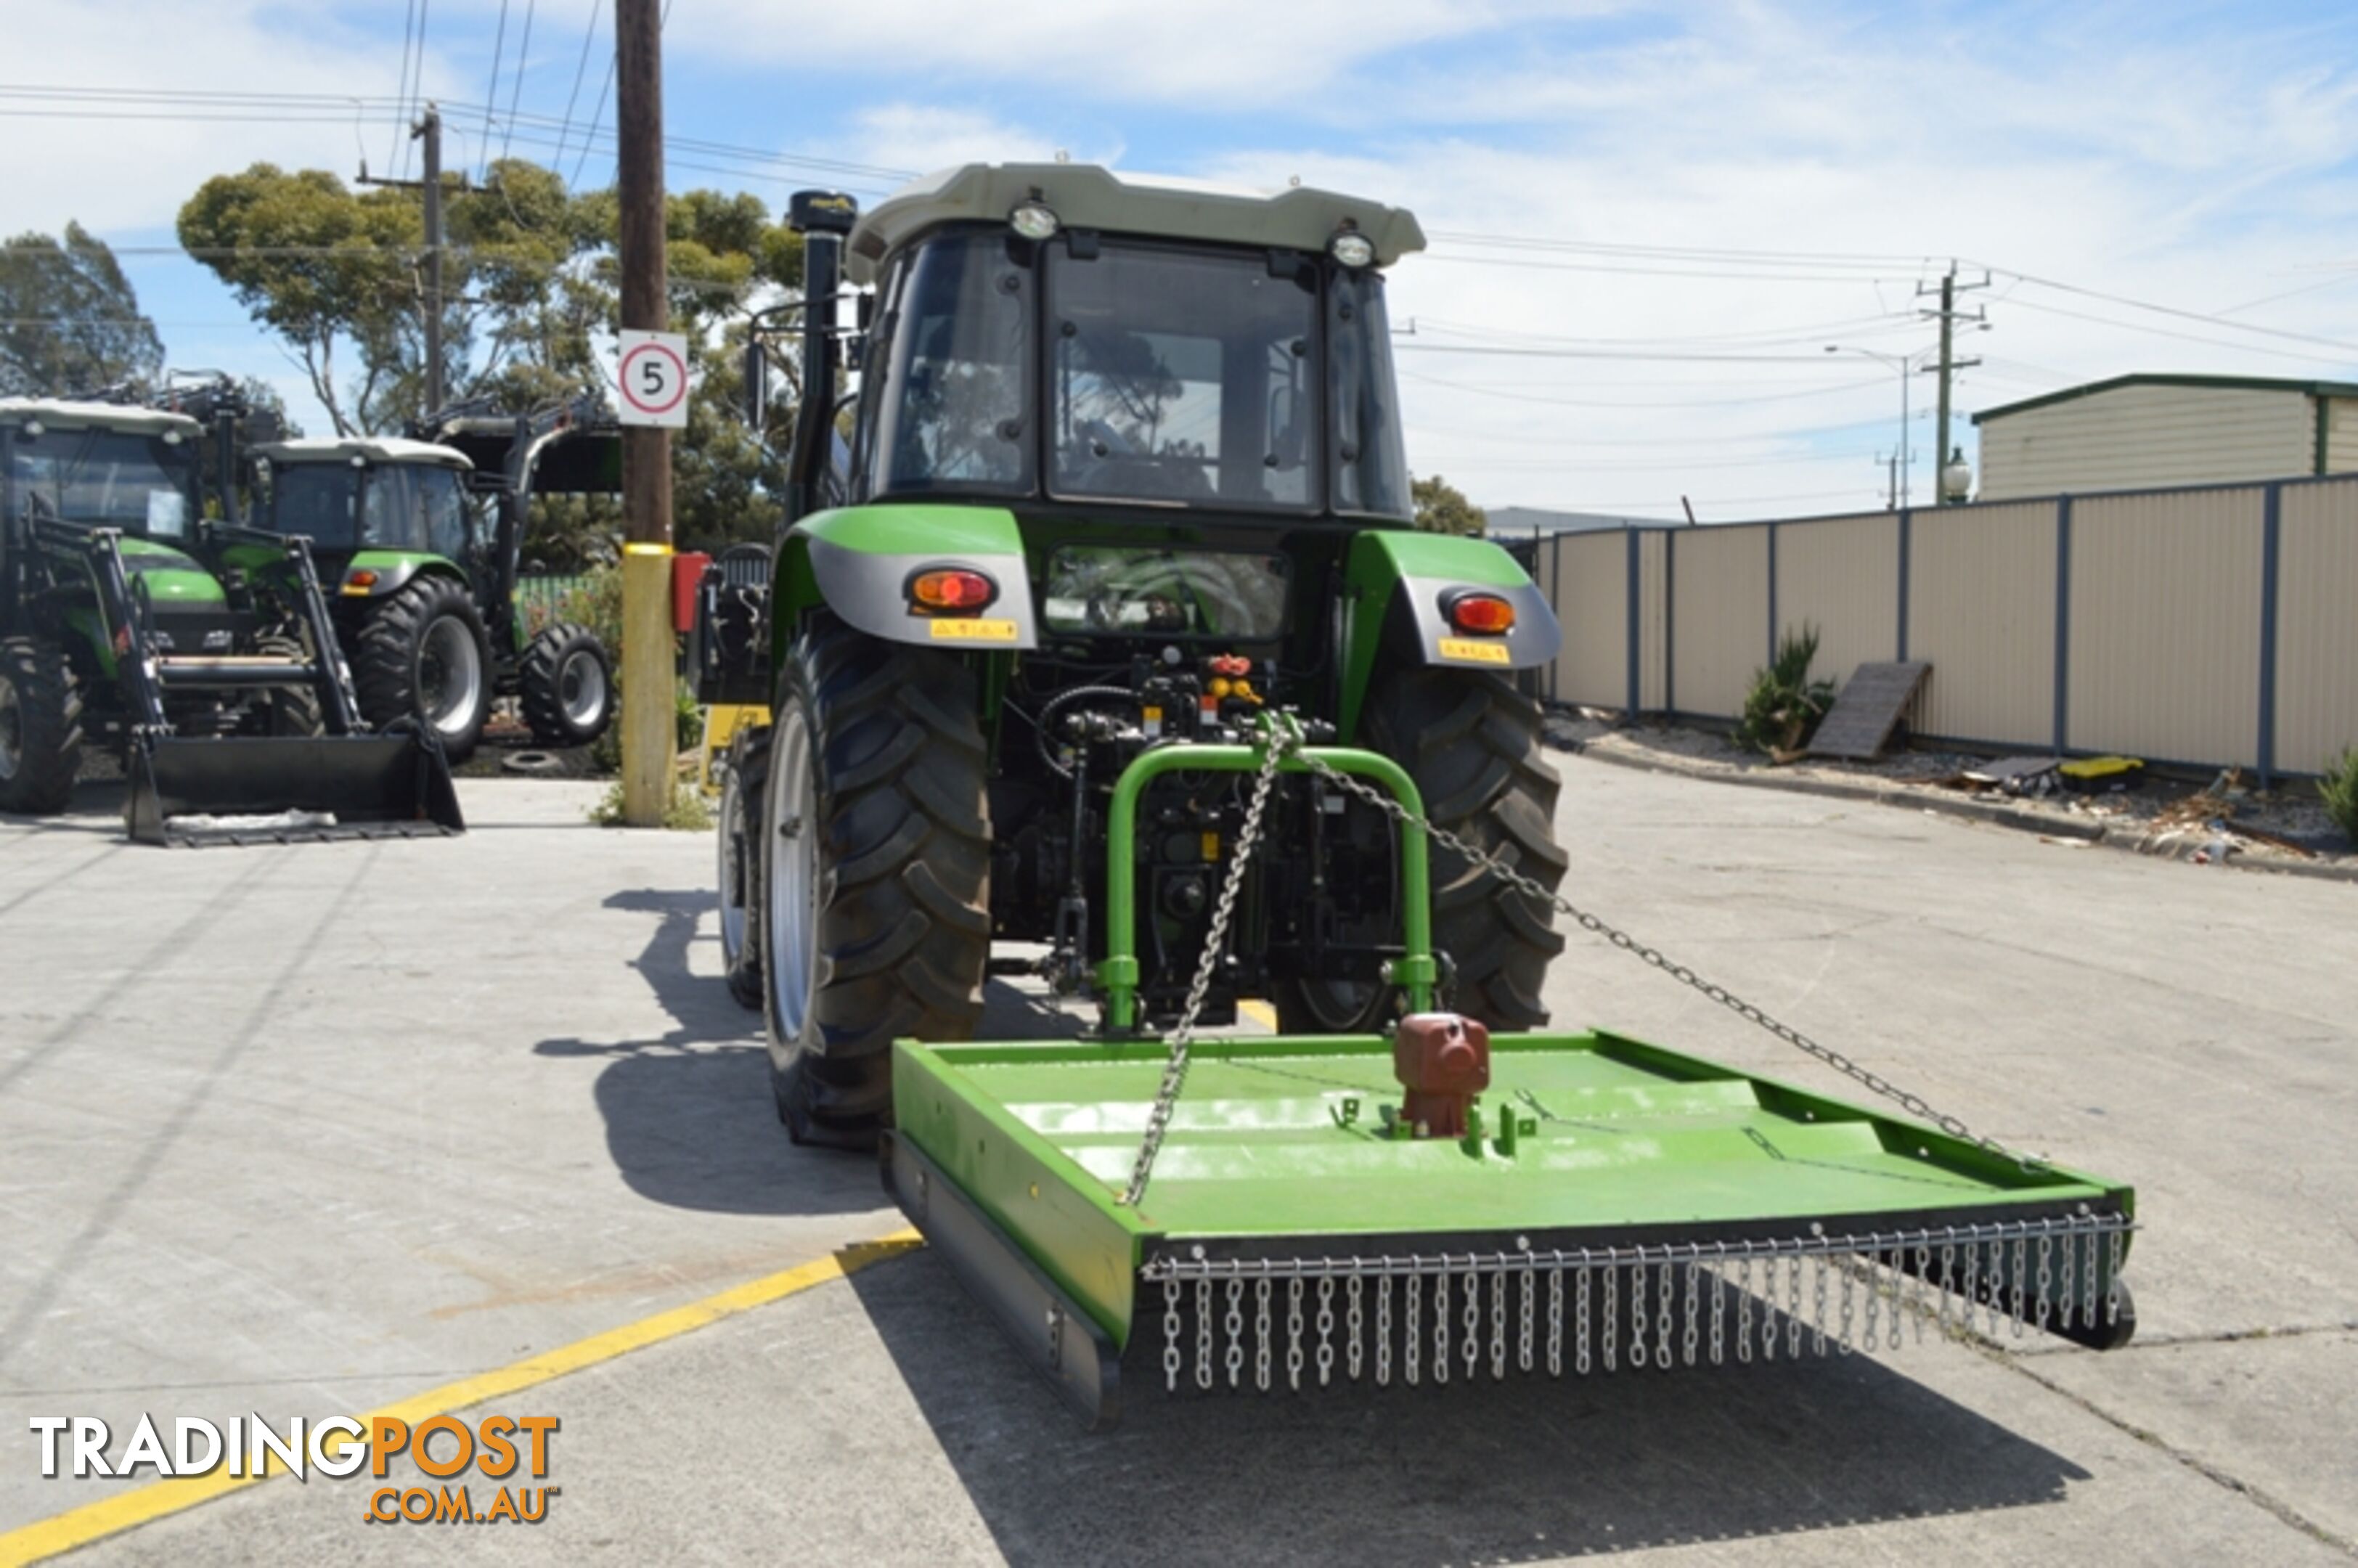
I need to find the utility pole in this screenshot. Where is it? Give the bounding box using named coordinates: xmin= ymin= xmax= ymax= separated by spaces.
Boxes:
xmin=417 ymin=107 xmax=444 ymax=414
xmin=1920 ymin=264 xmax=1988 ymax=505
xmin=356 ymin=104 xmax=454 ymax=418
xmin=614 ymin=0 xmax=674 ymax=826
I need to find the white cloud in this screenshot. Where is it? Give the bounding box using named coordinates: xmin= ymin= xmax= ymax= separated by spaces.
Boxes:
xmin=829 ymin=105 xmax=1120 ymax=181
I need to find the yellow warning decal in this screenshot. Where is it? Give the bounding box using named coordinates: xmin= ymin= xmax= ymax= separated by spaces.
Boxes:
xmin=1438 ymin=637 xmax=1511 ymax=665
xmin=928 ymin=618 xmax=1019 ymax=642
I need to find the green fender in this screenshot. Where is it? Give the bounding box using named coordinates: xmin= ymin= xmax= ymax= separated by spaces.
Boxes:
xmin=772 ymin=504 xmax=1040 ymax=667
xmin=327 ymin=550 xmax=465 ymax=601
xmin=1335 ymin=529 xmax=1561 ymax=738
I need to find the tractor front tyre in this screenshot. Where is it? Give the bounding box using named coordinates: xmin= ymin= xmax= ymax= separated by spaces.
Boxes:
xmin=253 ymin=632 xmax=325 ymax=737
xmin=354 ymin=577 xmax=492 ymax=763
xmin=1274 ymin=666 xmax=1567 ymax=1034
xmin=520 ymin=622 xmax=613 ymax=747
xmin=0 ymin=635 xmax=83 ymax=815
xmin=762 ymin=614 xmax=990 ymax=1149
xmin=718 ymin=724 xmax=770 ymax=1011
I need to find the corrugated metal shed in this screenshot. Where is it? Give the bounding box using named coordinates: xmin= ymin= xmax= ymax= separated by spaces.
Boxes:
xmin=1972 ymin=375 xmax=2358 ymax=501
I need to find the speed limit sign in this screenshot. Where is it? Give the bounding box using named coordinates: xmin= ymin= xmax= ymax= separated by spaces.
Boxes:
xmin=616 ymin=330 xmax=690 ymax=428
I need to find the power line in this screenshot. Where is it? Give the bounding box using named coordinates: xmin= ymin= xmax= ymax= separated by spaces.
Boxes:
xmin=401 ymin=0 xmax=431 ymax=179
xmin=1418 ymin=251 xmax=1930 ymax=286
xmin=1403 ymin=368 xmax=1894 ymax=409
xmin=1983 ymin=264 xmax=2358 ymax=356
xmin=1996 ymin=295 xmax=2358 ymax=367
xmin=479 ymin=0 xmax=510 ymax=183
xmin=387 ymin=0 xmax=418 ymax=176
xmin=499 ymin=0 xmax=537 ymax=166
xmin=549 ymin=1 xmax=601 ymax=173
xmin=1426 ymin=229 xmax=1940 ymax=269
xmin=1396 ymin=343 xmax=1883 ymax=364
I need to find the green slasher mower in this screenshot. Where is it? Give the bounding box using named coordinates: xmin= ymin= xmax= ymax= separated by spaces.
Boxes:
xmin=707 ymin=167 xmax=2137 ymax=1427
xmin=0 ymin=392 xmax=462 ymax=844
xmin=253 ymin=396 xmax=619 ymax=764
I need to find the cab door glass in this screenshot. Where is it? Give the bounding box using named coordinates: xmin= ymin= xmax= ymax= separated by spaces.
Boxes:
xmin=417 ymin=468 xmax=470 ymax=562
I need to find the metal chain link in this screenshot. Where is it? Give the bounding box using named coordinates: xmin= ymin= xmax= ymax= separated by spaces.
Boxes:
xmin=1119 ymin=715 xmax=1296 ymax=1207
xmin=1288 ymin=743 xmax=2030 ymax=1164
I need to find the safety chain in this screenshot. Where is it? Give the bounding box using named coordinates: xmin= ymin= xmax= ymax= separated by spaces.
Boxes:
xmin=1287 ymin=743 xmax=2034 ymax=1166
xmin=1118 ymin=714 xmax=1299 ymax=1206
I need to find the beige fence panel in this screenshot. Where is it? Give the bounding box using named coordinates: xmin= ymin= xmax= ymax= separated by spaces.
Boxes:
xmin=1906 ymin=501 xmax=2059 ymax=744
xmin=1668 ymin=526 xmax=1769 ymax=719
xmin=1638 ymin=529 xmax=1669 ymax=710
xmin=2067 ymin=487 xmax=2264 ymax=767
xmin=2275 ymin=479 xmax=2358 ymax=776
xmin=1776 ymin=513 xmax=1898 ymax=684
xmin=1546 ymin=530 xmax=1631 ymax=708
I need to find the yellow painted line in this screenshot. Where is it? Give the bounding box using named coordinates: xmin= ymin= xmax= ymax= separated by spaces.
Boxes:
xmin=0 ymin=1230 xmax=922 ymax=1567
xmin=1239 ymin=999 xmax=1278 ymax=1031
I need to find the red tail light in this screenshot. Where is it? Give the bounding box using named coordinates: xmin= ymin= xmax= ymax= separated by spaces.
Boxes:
xmin=908 ymin=568 xmax=997 ymax=613
xmin=1447 ymin=592 xmax=1516 ymax=634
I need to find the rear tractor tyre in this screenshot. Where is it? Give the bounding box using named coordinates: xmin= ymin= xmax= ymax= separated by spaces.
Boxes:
xmin=253 ymin=632 xmax=325 ymax=738
xmin=718 ymin=725 xmax=770 ymax=1011
xmin=763 ymin=614 xmax=990 ymax=1149
xmin=1272 ymin=666 xmax=1567 ymax=1034
xmin=0 ymin=635 xmax=83 ymax=815
xmin=520 ymin=621 xmax=613 ymax=747
xmin=354 ymin=576 xmax=492 ymax=763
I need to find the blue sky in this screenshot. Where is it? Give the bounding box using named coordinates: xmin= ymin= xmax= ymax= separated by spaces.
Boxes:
xmin=10 ymin=0 xmax=2358 ymax=520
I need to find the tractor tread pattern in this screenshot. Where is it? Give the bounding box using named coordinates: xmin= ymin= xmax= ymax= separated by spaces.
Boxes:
xmin=353 ymin=576 xmax=491 ymax=763
xmin=771 ymin=613 xmax=990 ymax=1147
xmin=519 ymin=621 xmax=613 ymax=747
xmin=1367 ymin=667 xmax=1567 ymax=1031
xmin=0 ymin=636 xmax=83 ymax=815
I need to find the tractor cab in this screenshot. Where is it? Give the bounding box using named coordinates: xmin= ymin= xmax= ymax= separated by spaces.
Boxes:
xmin=255 ymin=437 xmax=483 ymax=598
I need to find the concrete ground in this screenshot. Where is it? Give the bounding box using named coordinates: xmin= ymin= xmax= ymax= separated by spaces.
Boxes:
xmin=1 ymin=762 xmax=2352 ymax=1564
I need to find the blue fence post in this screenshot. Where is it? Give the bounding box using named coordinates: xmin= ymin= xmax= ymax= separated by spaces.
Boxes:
xmin=2052 ymin=497 xmax=2073 ymax=755
xmin=1896 ymin=509 xmax=1912 ymax=661
xmin=1624 ymin=527 xmax=1641 ymax=718
xmin=2258 ymin=485 xmax=2282 ymax=790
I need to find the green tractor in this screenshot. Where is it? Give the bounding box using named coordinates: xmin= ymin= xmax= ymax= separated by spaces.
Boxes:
xmin=253 ymin=396 xmax=619 ymax=763
xmin=0 ymin=389 xmax=461 ymax=841
xmin=707 ymin=170 xmax=1567 ymax=1145
xmin=705 ymin=168 xmax=2139 ymax=1426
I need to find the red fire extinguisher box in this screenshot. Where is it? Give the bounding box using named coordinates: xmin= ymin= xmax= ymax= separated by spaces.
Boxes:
xmin=671 ymin=551 xmax=711 ymax=634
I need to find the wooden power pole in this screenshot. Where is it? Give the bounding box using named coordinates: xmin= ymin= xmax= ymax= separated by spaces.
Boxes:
xmin=614 ymin=0 xmax=674 ymax=825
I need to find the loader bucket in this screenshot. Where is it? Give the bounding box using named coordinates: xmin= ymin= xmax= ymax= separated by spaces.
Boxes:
xmin=126 ymin=723 xmax=465 ymax=846
xmin=881 ymin=731 xmax=2137 ymax=1429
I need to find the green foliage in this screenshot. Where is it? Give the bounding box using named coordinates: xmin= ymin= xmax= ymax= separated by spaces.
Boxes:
xmin=587 ymin=777 xmax=714 ymax=831
xmin=1412 ymin=473 xmax=1486 ymax=536
xmin=0 ymin=223 xmax=165 ymax=396
xmin=2320 ymin=746 xmax=2358 ymax=845
xmin=1737 ymin=625 xmax=1839 ymax=756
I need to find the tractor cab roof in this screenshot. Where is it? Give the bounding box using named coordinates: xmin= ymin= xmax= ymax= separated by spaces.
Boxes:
xmin=255 ymin=436 xmax=474 ymax=472
xmin=844 ymin=163 xmax=1427 ymax=285
xmin=0 ymin=398 xmax=204 ymax=441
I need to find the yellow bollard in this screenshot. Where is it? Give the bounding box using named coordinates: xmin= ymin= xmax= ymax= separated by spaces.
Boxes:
xmin=621 ymin=543 xmax=677 ymax=826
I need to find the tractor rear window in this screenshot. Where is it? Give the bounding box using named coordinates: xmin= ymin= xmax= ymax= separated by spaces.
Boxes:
xmin=1046 ymin=244 xmax=1319 ymax=510
xmin=1040 ymin=546 xmax=1289 ymax=640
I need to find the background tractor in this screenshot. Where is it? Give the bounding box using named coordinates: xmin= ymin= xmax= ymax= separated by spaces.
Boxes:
xmin=253 ymin=395 xmax=621 ymax=763
xmin=705 ymin=170 xmax=1567 ymax=1146
xmin=0 ymin=388 xmax=460 ymax=841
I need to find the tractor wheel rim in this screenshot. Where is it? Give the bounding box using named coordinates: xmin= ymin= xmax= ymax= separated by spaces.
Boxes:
xmin=0 ymin=673 xmax=20 ymax=783
xmin=717 ymin=767 xmax=747 ymax=958
xmin=766 ymin=707 xmax=819 ymax=1037
xmin=558 ymin=649 xmax=607 ymax=728
xmin=418 ymin=618 xmax=483 ymax=738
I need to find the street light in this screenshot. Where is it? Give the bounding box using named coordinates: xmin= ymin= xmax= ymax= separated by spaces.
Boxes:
xmin=1825 ymin=344 xmax=1933 ymax=509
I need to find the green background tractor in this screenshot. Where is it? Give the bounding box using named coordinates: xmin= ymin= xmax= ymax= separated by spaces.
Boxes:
xmin=706 ymin=169 xmax=1567 ymax=1147
xmin=253 ymin=397 xmax=620 ymax=763
xmin=1 ymin=392 xmax=460 ymax=839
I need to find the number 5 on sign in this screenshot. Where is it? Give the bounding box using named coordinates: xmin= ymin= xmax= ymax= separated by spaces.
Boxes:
xmin=616 ymin=330 xmax=691 ymax=428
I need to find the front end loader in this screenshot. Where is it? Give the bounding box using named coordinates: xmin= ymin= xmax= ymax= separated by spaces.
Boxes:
xmin=0 ymin=393 xmax=462 ymax=844
xmin=704 ymin=167 xmax=2137 ymax=1427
